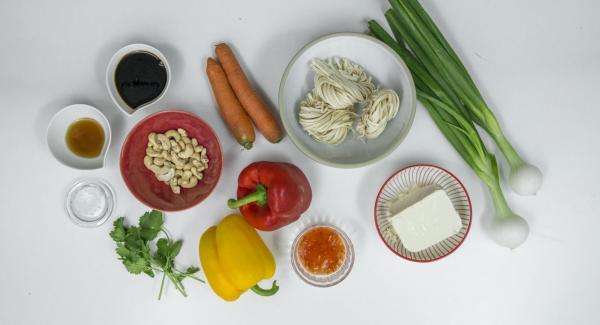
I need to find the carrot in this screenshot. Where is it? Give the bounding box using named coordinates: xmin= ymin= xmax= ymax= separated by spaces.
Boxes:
xmin=206 ymin=58 xmax=255 ymax=149
xmin=215 ymin=43 xmax=284 ymax=143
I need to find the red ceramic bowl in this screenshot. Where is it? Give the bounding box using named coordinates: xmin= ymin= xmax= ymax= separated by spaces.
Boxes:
xmin=120 ymin=110 xmax=222 ymax=211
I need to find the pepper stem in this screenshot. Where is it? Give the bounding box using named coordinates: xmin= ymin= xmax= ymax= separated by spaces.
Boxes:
xmin=227 ymin=184 xmax=267 ymax=209
xmin=250 ymin=280 xmax=279 ymax=296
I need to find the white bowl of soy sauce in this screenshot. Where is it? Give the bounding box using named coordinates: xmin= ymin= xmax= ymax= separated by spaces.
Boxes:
xmin=106 ymin=44 xmax=170 ymax=115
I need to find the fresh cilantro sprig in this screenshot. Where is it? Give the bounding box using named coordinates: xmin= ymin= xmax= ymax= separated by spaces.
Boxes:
xmin=110 ymin=210 xmax=204 ymax=300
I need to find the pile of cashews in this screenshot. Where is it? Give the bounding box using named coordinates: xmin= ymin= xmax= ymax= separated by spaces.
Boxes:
xmin=144 ymin=128 xmax=209 ymax=194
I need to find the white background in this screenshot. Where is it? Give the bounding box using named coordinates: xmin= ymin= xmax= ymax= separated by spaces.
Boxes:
xmin=1 ymin=0 xmax=599 ymax=324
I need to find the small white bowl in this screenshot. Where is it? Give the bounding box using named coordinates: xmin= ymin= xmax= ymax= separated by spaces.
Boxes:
xmin=47 ymin=104 xmax=111 ymax=169
xmin=106 ymin=43 xmax=171 ymax=115
xmin=279 ymin=33 xmax=416 ymax=168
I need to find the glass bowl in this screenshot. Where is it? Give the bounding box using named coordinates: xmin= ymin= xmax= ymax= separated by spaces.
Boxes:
xmin=64 ymin=178 xmax=115 ymax=227
xmin=291 ymin=224 xmax=354 ymax=287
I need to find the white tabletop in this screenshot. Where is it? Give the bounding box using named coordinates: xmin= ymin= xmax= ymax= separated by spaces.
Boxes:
xmin=1 ymin=0 xmax=599 ymax=324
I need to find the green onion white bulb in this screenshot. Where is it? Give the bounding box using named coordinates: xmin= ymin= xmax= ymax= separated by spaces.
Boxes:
xmin=488 ymin=213 xmax=529 ymax=249
xmin=509 ymin=163 xmax=543 ymax=196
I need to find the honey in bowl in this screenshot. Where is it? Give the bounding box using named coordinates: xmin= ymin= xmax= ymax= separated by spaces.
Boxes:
xmin=65 ymin=118 xmax=105 ymax=158
xmin=296 ymin=226 xmax=346 ymax=275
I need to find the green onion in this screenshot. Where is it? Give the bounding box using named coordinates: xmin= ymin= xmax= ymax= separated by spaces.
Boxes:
xmin=372 ymin=0 xmax=542 ymax=196
xmin=420 ymin=92 xmax=529 ymax=249
xmin=368 ymin=0 xmax=535 ymax=248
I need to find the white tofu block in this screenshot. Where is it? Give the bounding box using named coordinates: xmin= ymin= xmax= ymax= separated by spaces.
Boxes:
xmin=389 ymin=189 xmax=462 ymax=252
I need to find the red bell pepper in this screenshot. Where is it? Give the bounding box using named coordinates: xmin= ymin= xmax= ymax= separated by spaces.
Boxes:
xmin=227 ymin=161 xmax=312 ymax=231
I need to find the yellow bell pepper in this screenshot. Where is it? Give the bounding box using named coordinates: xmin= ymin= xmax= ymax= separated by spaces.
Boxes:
xmin=199 ymin=214 xmax=278 ymax=301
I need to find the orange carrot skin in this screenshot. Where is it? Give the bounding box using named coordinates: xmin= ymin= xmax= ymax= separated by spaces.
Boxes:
xmin=215 ymin=43 xmax=284 ymax=143
xmin=206 ymin=58 xmax=255 ymax=149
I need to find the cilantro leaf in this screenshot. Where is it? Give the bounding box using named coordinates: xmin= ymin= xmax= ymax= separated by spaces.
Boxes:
xmin=143 ymin=269 xmax=155 ymax=278
xmin=139 ymin=210 xmax=163 ymax=241
xmin=153 ymin=253 xmax=167 ymax=268
xmin=139 ymin=210 xmax=163 ymax=231
xmin=125 ymin=227 xmax=144 ymax=251
xmin=110 ymin=217 xmax=127 ymax=242
xmin=169 ymin=240 xmax=183 ymax=258
xmin=140 ymin=228 xmax=160 ymax=241
xmin=115 ymin=244 xmax=130 ymax=259
xmin=185 ymin=266 xmax=200 ymax=275
xmin=124 ymin=256 xmax=148 ymax=274
xmin=175 ymin=273 xmax=186 ymax=283
xmin=156 ymin=238 xmax=169 ymax=258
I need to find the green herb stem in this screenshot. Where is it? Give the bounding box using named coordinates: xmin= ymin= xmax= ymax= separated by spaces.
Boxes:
xmin=185 ymin=275 xmax=206 ymax=283
xmin=158 ymin=272 xmax=167 ymax=300
xmin=167 ymin=273 xmax=187 ymax=297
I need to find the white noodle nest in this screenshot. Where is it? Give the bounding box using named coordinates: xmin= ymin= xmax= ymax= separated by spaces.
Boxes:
xmin=298 ymin=92 xmax=356 ymax=145
xmin=311 ymin=58 xmax=375 ymax=109
xmin=298 ymin=57 xmax=401 ymax=145
xmin=356 ymin=88 xmax=400 ymax=139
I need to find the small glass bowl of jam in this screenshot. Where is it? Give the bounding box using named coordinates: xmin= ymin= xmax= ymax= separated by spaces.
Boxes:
xmin=291 ymin=224 xmax=354 ymax=287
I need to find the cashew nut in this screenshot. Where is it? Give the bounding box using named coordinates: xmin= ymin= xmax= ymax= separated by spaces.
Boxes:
xmin=156 ymin=168 xmax=175 ymax=182
xmin=144 ymin=155 xmax=153 ymax=169
xmin=165 ymin=130 xmax=181 ymax=141
xmin=181 ymin=176 xmax=198 ymax=189
xmin=171 ymin=185 xmax=181 ymax=194
xmin=148 ymin=133 xmax=160 ymax=150
xmin=177 ymin=128 xmax=187 ymax=137
xmin=156 ymin=134 xmax=171 ymax=150
xmin=178 ymin=143 xmax=194 ymax=159
xmin=149 ymin=164 xmax=170 ymax=175
xmin=153 ymin=157 xmax=165 ymax=166
xmin=146 ymin=147 xmax=161 ymax=158
xmin=171 ymin=140 xmax=181 ymax=153
xmin=170 ymin=151 xmax=186 ymax=168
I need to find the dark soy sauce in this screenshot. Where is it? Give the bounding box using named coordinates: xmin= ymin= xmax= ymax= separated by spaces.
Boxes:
xmin=115 ymin=51 xmax=167 ymax=109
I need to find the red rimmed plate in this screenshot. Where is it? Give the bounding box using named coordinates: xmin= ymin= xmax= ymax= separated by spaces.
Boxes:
xmin=120 ymin=110 xmax=222 ymax=211
xmin=374 ymin=164 xmax=472 ymax=262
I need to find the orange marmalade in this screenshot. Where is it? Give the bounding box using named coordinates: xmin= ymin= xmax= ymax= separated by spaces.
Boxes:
xmin=297 ymin=226 xmax=346 ymax=275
